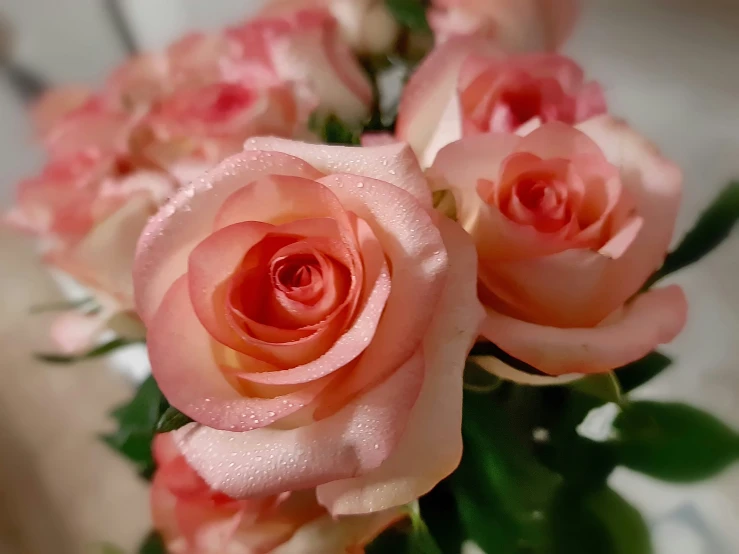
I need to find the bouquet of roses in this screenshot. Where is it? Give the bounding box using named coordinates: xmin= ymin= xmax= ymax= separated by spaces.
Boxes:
xmin=7 ymin=1 xmax=739 ymax=553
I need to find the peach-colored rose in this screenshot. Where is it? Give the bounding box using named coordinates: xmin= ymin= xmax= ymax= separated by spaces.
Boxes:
xmin=396 ymin=36 xmax=606 ymax=167
xmin=134 ymin=139 xmax=483 ymax=514
xmin=225 ymin=10 xmax=373 ymax=123
xmin=260 ymin=0 xmax=400 ymax=54
xmin=152 ymin=434 xmax=404 ymax=554
xmin=429 ymin=117 xmax=687 ymax=382
xmin=429 ymin=0 xmax=579 ymax=51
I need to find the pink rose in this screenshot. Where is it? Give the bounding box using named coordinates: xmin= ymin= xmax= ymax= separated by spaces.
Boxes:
xmin=105 ymin=34 xmax=234 ymax=111
xmin=429 ymin=117 xmax=688 ymax=381
xmin=396 ymin=36 xmax=606 ymax=167
xmin=260 ymin=0 xmax=400 ymax=54
xmin=429 ymin=0 xmax=579 ymax=51
xmin=134 ymin=139 xmax=483 ymax=514
xmin=226 ymin=10 xmax=373 ymax=123
xmin=7 ymin=104 xmax=175 ymax=354
xmin=143 ymin=82 xmax=301 ymax=172
xmin=152 ymin=434 xmax=404 ymax=554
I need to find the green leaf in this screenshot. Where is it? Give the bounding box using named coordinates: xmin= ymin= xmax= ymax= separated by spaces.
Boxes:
xmin=34 ymin=338 xmax=144 ymax=365
xmin=571 ymin=372 xmax=623 ymax=404
xmin=385 ymin=0 xmax=431 ymax=32
xmin=615 ymin=352 xmax=672 ymax=393
xmin=94 ymin=543 xmax=126 ymax=554
xmin=308 ymin=112 xmax=361 ymax=145
xmin=156 ymin=406 xmax=194 ymax=433
xmin=612 ymin=401 xmax=739 ymax=482
xmin=534 ymin=387 xmax=617 ymax=490
xmin=647 ymin=180 xmax=739 ymax=287
xmin=30 ymin=297 xmax=96 ymax=314
xmin=365 ymin=505 xmax=442 ymax=554
xmin=452 ymin=392 xmax=561 ymax=553
xmin=406 ymin=502 xmax=443 ymax=554
xmin=418 ymin=481 xmax=465 ymax=554
xmin=102 ymin=377 xmax=168 ymax=480
xmin=550 ymin=485 xmax=652 ymax=554
xmin=138 ymin=531 xmax=166 ymax=554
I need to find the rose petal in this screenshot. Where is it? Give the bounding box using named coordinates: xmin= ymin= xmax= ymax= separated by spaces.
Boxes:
xmin=577 ymin=115 xmax=683 ymax=299
xmin=316 ymin=217 xmax=485 ymax=515
xmin=271 ymin=509 xmax=406 ymax=554
xmin=172 ymin=348 xmax=425 ymax=498
xmin=268 ymin=12 xmax=372 ymax=122
xmin=187 ymin=220 xmax=275 ymax=352
xmin=308 ymin=174 xmax=447 ymax=403
xmin=214 ymin=174 xmax=353 ymax=231
xmin=480 ymin=285 xmax=688 ymax=376
xmin=148 ymin=276 xmax=335 ymax=431
xmin=134 ymin=150 xmax=323 ymax=325
xmin=49 ymin=304 xmax=117 ymax=355
xmin=51 ymin=192 xmax=157 ymax=308
xmin=243 ymin=138 xmax=433 ymax=209
xmin=396 ymin=36 xmax=500 ymax=159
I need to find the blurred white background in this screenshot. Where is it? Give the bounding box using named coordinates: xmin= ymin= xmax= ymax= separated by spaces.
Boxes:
xmin=0 ymin=1 xmax=737 ymax=553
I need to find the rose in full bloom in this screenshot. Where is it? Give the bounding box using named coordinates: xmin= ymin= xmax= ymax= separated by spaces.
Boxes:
xmin=428 ymin=0 xmax=579 ymax=51
xmin=152 ymin=434 xmax=404 ymax=554
xmin=260 ymin=0 xmax=400 ymax=54
xmin=396 ymin=36 xmax=606 ymax=167
xmin=428 ymin=117 xmax=687 ymax=382
xmin=134 ymin=139 xmax=483 ymax=514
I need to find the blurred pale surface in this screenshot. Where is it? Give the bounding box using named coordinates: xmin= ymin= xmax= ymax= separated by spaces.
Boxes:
xmin=1 ymin=0 xmax=738 ymax=553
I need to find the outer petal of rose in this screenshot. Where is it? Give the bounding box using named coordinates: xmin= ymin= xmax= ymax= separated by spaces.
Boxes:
xmin=243 ymin=138 xmax=432 ymax=209
xmin=439 ymin=0 xmax=579 ymax=52
xmin=134 ymin=150 xmax=323 ymax=325
xmin=516 ymin=121 xmax=607 ymax=161
xmin=148 ymin=275 xmax=335 ymax=431
xmin=172 ymin=349 xmax=425 ymax=498
xmin=31 ymin=86 xmax=92 ymax=136
xmin=310 ymin=174 xmax=447 ymax=403
xmin=577 ymin=115 xmax=683 ymax=300
xmin=471 ymin=355 xmax=581 ymax=385
xmin=269 ymin=14 xmax=372 ymax=122
xmin=419 ymin=93 xmax=464 ymax=168
xmin=480 ymin=285 xmax=688 ymax=376
xmin=271 ymin=508 xmax=406 ymax=554
xmin=51 ymin=192 xmax=156 ymax=308
xmin=213 ymin=174 xmax=353 ymax=230
xmin=396 ymin=36 xmax=499 ymax=159
xmin=315 ymin=217 xmax=485 ymax=515
xmin=430 ymin=133 xmax=574 ymax=261
xmin=360 ymin=132 xmax=398 ymax=147
xmin=50 ymin=305 xmax=116 ymax=355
